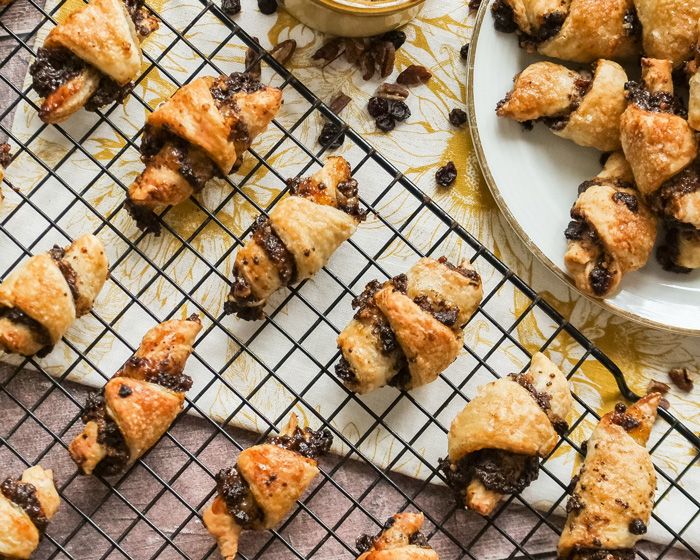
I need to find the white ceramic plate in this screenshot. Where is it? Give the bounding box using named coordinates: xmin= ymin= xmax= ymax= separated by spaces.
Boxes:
xmin=467 ymin=1 xmax=700 ymax=335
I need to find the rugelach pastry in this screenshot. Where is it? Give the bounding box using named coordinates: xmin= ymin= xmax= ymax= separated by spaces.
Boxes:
xmin=0 ymin=142 xmax=12 ymax=212
xmin=225 ymin=156 xmax=365 ymax=320
xmin=491 ymin=0 xmax=638 ymax=63
xmin=356 ymin=512 xmax=439 ymax=559
xmin=29 ymin=0 xmax=159 ymax=124
xmin=0 ymin=234 xmax=109 ymax=356
xmin=497 ymin=60 xmax=628 ymax=151
xmin=336 ymin=257 xmax=482 ymax=394
xmin=634 ymin=0 xmax=700 ymax=67
xmin=203 ymin=413 xmax=332 ymax=560
xmin=564 ymin=152 xmax=658 ymax=297
xmin=439 ymin=353 xmax=573 ymax=516
xmin=0 ymin=465 xmax=60 ymax=559
xmin=688 ymin=30 xmax=700 ymax=131
xmin=558 ymin=393 xmax=661 ymax=560
xmin=619 ymin=58 xmax=700 ymax=271
xmin=125 ymin=73 xmax=282 ymax=235
xmin=69 ymin=316 xmax=202 ymax=476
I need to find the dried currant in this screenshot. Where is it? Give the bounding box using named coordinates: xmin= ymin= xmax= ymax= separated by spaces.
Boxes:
xmin=379 ymin=30 xmax=407 ymax=50
xmin=396 ymin=64 xmax=432 ymax=86
xmin=318 ymin=122 xmax=345 ymax=149
xmin=388 ymin=101 xmax=411 ymax=122
xmin=460 ymin=43 xmax=469 ymax=60
xmin=469 ymin=0 xmax=482 ymax=9
xmin=375 ymin=114 xmax=396 ymax=133
xmin=436 ymin=161 xmax=458 ymax=187
xmin=368 ymin=96 xmax=389 ymax=118
xmin=257 ymin=0 xmax=277 ymax=14
xmin=449 ymin=108 xmax=467 ymax=126
xmin=222 ymin=0 xmax=241 ymax=15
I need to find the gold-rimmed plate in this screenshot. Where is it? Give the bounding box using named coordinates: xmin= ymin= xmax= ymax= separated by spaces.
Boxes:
xmin=466 ymin=0 xmax=700 ymax=335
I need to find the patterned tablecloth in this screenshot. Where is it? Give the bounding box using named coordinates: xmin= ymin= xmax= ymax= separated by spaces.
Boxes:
xmin=3 ymin=0 xmax=700 ymax=549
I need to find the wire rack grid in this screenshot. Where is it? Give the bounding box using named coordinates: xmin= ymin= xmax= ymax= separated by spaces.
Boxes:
xmin=0 ymin=1 xmax=699 ymax=559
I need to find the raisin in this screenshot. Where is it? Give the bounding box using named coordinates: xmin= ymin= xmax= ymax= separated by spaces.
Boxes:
xmin=379 ymin=30 xmax=407 ymax=50
xmin=449 ymin=108 xmax=467 ymax=126
xmin=222 ymin=0 xmax=240 ymax=14
xmin=318 ymin=122 xmax=345 ymax=149
xmin=469 ymin=0 xmax=482 ymax=8
xmin=388 ymin=101 xmax=411 ymax=121
xmin=257 ymin=0 xmax=277 ymax=14
xmin=396 ymin=65 xmax=432 ymax=86
xmin=436 ymin=161 xmax=457 ymax=187
xmin=368 ymin=96 xmax=389 ymax=118
xmin=375 ymin=114 xmax=396 ymax=132
xmin=460 ymin=43 xmax=469 ymax=60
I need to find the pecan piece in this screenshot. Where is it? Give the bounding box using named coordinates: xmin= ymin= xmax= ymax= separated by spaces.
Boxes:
xmin=669 ymin=367 xmax=694 ymax=392
xmin=376 ymin=83 xmax=409 ymax=101
xmin=270 ymin=39 xmax=297 ymax=66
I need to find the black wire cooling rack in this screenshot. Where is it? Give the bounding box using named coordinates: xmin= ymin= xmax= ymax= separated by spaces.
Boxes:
xmin=1 ymin=1 xmax=700 ymax=559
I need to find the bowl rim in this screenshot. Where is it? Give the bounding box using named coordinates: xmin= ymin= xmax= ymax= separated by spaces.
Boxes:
xmin=300 ymin=0 xmax=426 ymax=16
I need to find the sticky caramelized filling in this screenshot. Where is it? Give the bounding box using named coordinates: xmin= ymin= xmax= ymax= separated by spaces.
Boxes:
xmin=0 ymin=477 xmax=49 ymax=533
xmin=49 ymin=245 xmax=80 ymax=304
xmin=0 ymin=307 xmax=53 ymax=354
xmin=215 ymin=466 xmax=264 ymax=530
xmin=266 ymin=424 xmax=333 ymax=461
xmin=81 ymin=390 xmax=130 ymax=476
xmin=625 ymin=81 xmax=687 ymax=117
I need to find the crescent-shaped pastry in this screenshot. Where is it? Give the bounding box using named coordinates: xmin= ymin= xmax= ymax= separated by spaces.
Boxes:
xmin=0 ymin=234 xmax=109 ymax=356
xmin=203 ymin=413 xmax=332 ymax=560
xmin=558 ymin=393 xmax=661 ymax=560
xmin=29 ymin=0 xmax=159 ymax=124
xmin=491 ymin=0 xmax=638 ymax=63
xmin=620 ymin=58 xmax=700 ymax=271
xmin=69 ymin=316 xmax=202 ymax=476
xmin=355 ymin=512 xmax=439 ymax=560
xmin=497 ymin=60 xmax=628 ymax=151
xmin=336 ymin=257 xmax=483 ymax=394
xmin=0 ymin=143 xmax=11 ymax=212
xmin=564 ymin=152 xmax=658 ymax=297
xmin=225 ymin=156 xmax=365 ymax=320
xmin=125 ymin=73 xmax=283 ymax=235
xmin=633 ymin=0 xmax=700 ymax=67
xmin=688 ymin=33 xmax=700 ymax=131
xmin=439 ymin=353 xmax=573 ymax=516
xmin=0 ymin=465 xmax=60 ymax=559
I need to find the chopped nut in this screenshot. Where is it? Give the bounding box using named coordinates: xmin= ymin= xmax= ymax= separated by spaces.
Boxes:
xmin=646 ymin=379 xmax=671 ymax=395
xmin=313 ymin=39 xmax=345 ymax=65
xmin=669 ymin=367 xmax=694 ymax=392
xmin=245 ymin=37 xmax=261 ymax=81
xmin=378 ymin=41 xmax=396 ymax=79
xmin=344 ymin=39 xmax=365 ymax=65
xmin=659 ymin=397 xmax=670 ymax=410
xmin=396 ymin=64 xmax=432 ymax=86
xmin=270 ymin=39 xmax=296 ymax=66
xmin=329 ymin=92 xmax=352 ymax=115
xmin=360 ymin=50 xmax=375 ymax=81
xmin=376 ymin=83 xmax=409 ymax=101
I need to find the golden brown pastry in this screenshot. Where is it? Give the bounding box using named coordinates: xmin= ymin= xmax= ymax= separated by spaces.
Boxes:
xmin=634 ymin=0 xmax=700 ymax=67
xmin=225 ymin=156 xmax=365 ymax=320
xmin=0 ymin=465 xmax=60 ymax=559
xmin=0 ymin=234 xmax=109 ymax=356
xmin=491 ymin=0 xmax=638 ymax=63
xmin=355 ymin=512 xmax=439 ymax=560
xmin=203 ymin=413 xmax=332 ymax=560
xmin=620 ymin=58 xmax=700 ymax=272
xmin=564 ymin=152 xmax=658 ymax=298
xmin=124 ymin=73 xmax=282 ymax=235
xmin=497 ymin=60 xmax=628 ymax=151
xmin=29 ymin=0 xmax=158 ymax=124
xmin=558 ymin=393 xmax=661 ymax=560
xmin=0 ymin=142 xmax=12 ymax=212
xmin=336 ymin=257 xmax=482 ymax=394
xmin=69 ymin=316 xmax=202 ymax=476
xmin=439 ymin=353 xmax=573 ymax=516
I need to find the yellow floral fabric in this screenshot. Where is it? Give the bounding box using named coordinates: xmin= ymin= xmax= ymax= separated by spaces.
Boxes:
xmin=4 ymin=0 xmax=699 ymax=546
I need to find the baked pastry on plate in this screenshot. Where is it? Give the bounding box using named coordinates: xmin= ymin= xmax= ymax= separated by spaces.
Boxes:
xmin=0 ymin=465 xmax=60 ymax=559
xmin=619 ymin=58 xmax=700 ymax=271
xmin=564 ymin=152 xmax=658 ymax=297
xmin=203 ymin=413 xmax=332 ymax=560
xmin=225 ymin=156 xmax=365 ymax=320
xmin=336 ymin=256 xmax=482 ymax=394
xmin=356 ymin=512 xmax=439 ymax=559
xmin=497 ymin=59 xmax=628 ymax=151
xmin=29 ymin=0 xmax=159 ymax=123
xmin=0 ymin=234 xmax=109 ymax=356
xmin=69 ymin=315 xmax=202 ymax=475
xmin=634 ymin=0 xmax=700 ymax=67
xmin=439 ymin=353 xmax=572 ymax=516
xmin=124 ymin=72 xmax=282 ymax=235
xmin=558 ymin=393 xmax=661 ymax=560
